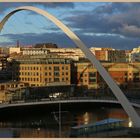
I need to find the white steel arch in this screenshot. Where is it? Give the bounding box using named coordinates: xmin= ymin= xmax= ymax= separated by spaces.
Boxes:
xmin=0 ymin=6 xmax=140 ymax=127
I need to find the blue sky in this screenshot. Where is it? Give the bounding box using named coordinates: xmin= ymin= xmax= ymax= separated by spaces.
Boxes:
xmin=0 ymin=2 xmax=140 ymax=50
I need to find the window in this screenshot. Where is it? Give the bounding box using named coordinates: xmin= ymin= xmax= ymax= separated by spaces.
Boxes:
xmin=49 ymin=67 xmax=52 ymax=70
xmin=54 ymin=71 xmax=59 ymax=76
xmin=54 ymin=66 xmax=59 ymax=71
xmin=62 ymin=78 xmax=64 ymax=81
xmin=54 ymin=78 xmax=60 ymax=82
xmin=66 ymin=72 xmax=68 ymax=75
xmin=66 ymin=78 xmax=69 ymax=81
xmin=89 ymin=72 xmax=96 ymax=77
xmin=89 ymin=78 xmax=96 ymax=83
xmin=45 ymin=72 xmax=47 ymax=76
xmin=66 ymin=66 xmax=69 ymax=70
xmin=49 ymin=78 xmax=51 ymax=82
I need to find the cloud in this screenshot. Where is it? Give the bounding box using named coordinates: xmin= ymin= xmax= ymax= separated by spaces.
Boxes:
xmin=0 ymin=32 xmax=75 ymax=47
xmin=120 ymin=24 xmax=140 ymax=38
xmin=1 ymin=2 xmax=140 ymax=49
xmin=1 ymin=31 xmax=140 ymax=49
xmin=64 ymin=3 xmax=140 ymax=39
xmin=0 ymin=2 xmax=74 ymax=13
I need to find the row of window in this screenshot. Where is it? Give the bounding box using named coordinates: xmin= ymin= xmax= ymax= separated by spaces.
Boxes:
xmin=19 ymin=66 xmax=69 ymax=71
xmin=20 ymin=78 xmax=40 ymax=82
xmin=45 ymin=72 xmax=69 ymax=76
xmin=45 ymin=77 xmax=69 ymax=82
xmin=79 ymin=72 xmax=96 ymax=77
xmin=18 ymin=71 xmax=69 ymax=76
xmin=79 ymin=78 xmax=96 ymax=83
xmin=20 ymin=77 xmax=69 ymax=82
xmin=19 ymin=72 xmax=39 ymax=76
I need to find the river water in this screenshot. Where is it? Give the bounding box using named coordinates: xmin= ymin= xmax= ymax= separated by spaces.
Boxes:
xmin=0 ymin=104 xmax=139 ymax=138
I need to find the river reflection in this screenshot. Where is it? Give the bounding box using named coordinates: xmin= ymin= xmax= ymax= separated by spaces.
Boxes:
xmin=0 ymin=107 xmax=139 ymax=138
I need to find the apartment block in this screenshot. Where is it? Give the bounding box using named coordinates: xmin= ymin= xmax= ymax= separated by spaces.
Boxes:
xmin=13 ymin=55 xmax=71 ymax=87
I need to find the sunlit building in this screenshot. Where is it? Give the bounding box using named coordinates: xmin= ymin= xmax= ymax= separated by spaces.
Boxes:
xmin=13 ymin=55 xmax=71 ymax=87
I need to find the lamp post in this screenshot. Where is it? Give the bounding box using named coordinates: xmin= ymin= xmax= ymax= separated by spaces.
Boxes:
xmin=59 ymin=93 xmax=61 ymax=138
xmin=59 ymin=102 xmax=61 ymax=138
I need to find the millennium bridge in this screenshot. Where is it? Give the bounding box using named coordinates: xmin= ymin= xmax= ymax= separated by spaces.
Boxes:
xmin=0 ymin=96 xmax=140 ymax=109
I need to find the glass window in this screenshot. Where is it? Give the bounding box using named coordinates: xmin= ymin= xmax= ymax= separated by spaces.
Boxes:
xmin=54 ymin=78 xmax=60 ymax=82
xmin=54 ymin=66 xmax=59 ymax=71
xmin=54 ymin=71 xmax=60 ymax=76
xmin=66 ymin=72 xmax=68 ymax=75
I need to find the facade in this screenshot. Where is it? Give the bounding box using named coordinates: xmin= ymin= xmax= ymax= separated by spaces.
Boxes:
xmin=22 ymin=48 xmax=48 ymax=55
xmin=94 ymin=50 xmax=108 ymax=61
xmin=0 ymin=81 xmax=26 ymax=102
xmin=22 ymin=47 xmax=84 ymax=60
xmin=131 ymin=46 xmax=140 ymax=62
xmin=22 ymin=47 xmax=127 ymax=62
xmin=73 ymin=59 xmax=140 ymax=89
xmin=125 ymin=50 xmax=132 ymax=62
xmin=13 ymin=55 xmax=71 ymax=87
xmin=73 ymin=59 xmax=100 ymax=89
xmin=9 ymin=47 xmax=21 ymax=54
xmin=0 ymin=54 xmax=8 ymax=70
xmin=91 ymin=47 xmax=126 ymax=62
xmin=107 ymin=50 xmax=126 ymax=62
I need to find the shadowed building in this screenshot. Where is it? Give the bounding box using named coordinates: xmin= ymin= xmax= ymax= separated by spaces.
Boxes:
xmin=73 ymin=59 xmax=140 ymax=90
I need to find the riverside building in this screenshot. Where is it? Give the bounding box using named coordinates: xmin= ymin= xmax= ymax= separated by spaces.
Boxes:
xmin=13 ymin=55 xmax=71 ymax=87
xmin=73 ymin=58 xmax=140 ymax=90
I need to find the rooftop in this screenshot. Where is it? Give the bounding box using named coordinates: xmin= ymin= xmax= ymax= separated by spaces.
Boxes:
xmin=72 ymin=118 xmax=124 ymax=129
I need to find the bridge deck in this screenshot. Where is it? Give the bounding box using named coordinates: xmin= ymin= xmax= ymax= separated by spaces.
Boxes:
xmin=0 ymin=98 xmax=140 ymax=109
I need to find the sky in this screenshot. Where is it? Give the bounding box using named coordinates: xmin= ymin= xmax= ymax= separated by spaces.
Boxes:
xmin=0 ymin=2 xmax=140 ymax=50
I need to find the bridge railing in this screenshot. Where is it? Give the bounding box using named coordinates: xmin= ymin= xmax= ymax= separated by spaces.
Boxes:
xmin=1 ymin=95 xmax=140 ymax=105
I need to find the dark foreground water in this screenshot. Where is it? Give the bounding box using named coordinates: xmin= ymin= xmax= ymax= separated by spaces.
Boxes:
xmin=0 ymin=103 xmax=139 ymax=138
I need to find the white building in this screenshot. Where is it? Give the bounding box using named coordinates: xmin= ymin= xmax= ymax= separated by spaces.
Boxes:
xmin=131 ymin=46 xmax=140 ymax=62
xmin=9 ymin=47 xmax=21 ymax=54
xmin=22 ymin=48 xmax=48 ymax=55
